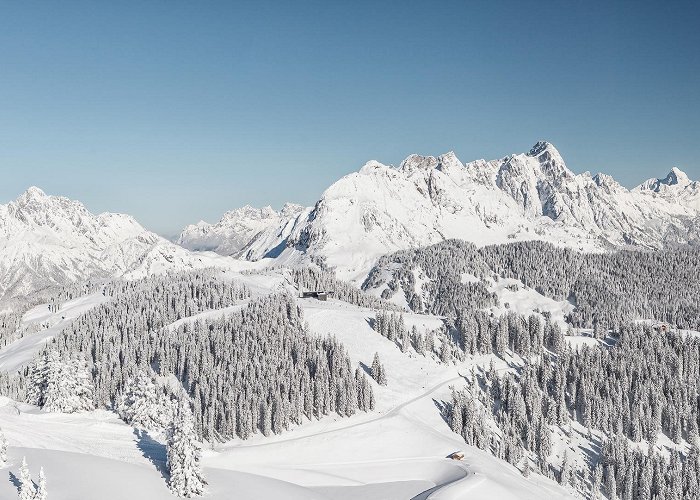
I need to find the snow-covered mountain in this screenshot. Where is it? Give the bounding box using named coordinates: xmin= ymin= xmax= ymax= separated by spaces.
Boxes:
xmin=179 ymin=141 xmax=699 ymax=281
xmin=177 ymin=203 xmax=310 ymax=260
xmin=0 ymin=187 xmax=247 ymax=302
xmin=635 ymin=166 xmax=700 ymax=211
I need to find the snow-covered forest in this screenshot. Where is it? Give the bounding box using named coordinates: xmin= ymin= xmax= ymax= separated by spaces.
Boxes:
xmin=359 ymin=238 xmax=700 ymax=499
xmin=3 ymin=272 xmax=375 ymax=443
xmin=447 ymin=317 xmax=700 ymax=499
xmin=364 ymin=239 xmax=700 ymax=329
xmin=1 ymin=236 xmax=699 ymax=499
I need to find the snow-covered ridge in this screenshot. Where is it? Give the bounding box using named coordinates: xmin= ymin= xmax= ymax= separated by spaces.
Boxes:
xmin=0 ymin=188 xmax=256 ymax=302
xmin=178 ymin=141 xmax=699 ymax=281
xmin=635 ymin=166 xmax=700 ymax=210
xmin=177 ymin=202 xmax=310 ymax=259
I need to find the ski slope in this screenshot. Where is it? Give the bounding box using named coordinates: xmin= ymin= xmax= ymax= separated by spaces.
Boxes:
xmin=0 ymin=292 xmax=109 ymax=372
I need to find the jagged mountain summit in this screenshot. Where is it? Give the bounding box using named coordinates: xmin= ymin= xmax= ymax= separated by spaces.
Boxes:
xmin=635 ymin=166 xmax=700 ymax=210
xmin=177 ymin=141 xmax=699 ymax=281
xmin=0 ymin=187 xmax=244 ymax=301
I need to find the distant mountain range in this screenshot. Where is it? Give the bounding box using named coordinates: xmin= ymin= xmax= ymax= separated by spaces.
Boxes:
xmin=0 ymin=187 xmax=244 ymax=302
xmin=2 ymin=141 xmax=698 ymax=301
xmin=178 ymin=141 xmax=700 ymax=280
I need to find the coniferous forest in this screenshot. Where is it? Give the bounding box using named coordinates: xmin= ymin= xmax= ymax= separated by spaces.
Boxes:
xmin=2 ymin=240 xmax=699 ymax=499
xmin=362 ymin=240 xmax=700 ymax=499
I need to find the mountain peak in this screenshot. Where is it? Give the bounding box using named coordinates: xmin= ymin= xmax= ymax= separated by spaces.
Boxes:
xmin=664 ymin=167 xmax=690 ymax=186
xmin=527 ymin=141 xmax=558 ymax=158
xmin=399 ymin=154 xmax=439 ymax=173
xmin=523 ymin=141 xmax=571 ymax=180
xmin=637 ymin=167 xmax=693 ymax=193
xmin=17 ymin=186 xmax=48 ymax=203
xmin=593 ymin=172 xmax=623 ymax=190
xmin=437 ymin=151 xmax=462 ymax=172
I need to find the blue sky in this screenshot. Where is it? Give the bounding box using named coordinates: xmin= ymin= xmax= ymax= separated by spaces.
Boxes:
xmin=1 ymin=1 xmax=698 ymax=235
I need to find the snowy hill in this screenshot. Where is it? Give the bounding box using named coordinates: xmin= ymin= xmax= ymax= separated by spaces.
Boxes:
xmin=0 ymin=187 xmax=254 ymax=303
xmin=178 ymin=142 xmax=700 ymax=281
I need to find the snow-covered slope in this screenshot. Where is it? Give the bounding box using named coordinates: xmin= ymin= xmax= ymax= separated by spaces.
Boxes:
xmin=0 ymin=187 xmax=255 ymax=303
xmin=178 ymin=142 xmax=699 ymax=281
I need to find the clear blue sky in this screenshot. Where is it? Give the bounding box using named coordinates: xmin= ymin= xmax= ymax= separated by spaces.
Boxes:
xmin=1 ymin=1 xmax=698 ymax=236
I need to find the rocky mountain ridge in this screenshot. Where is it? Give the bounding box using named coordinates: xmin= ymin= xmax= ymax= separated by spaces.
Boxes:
xmin=177 ymin=141 xmax=699 ymax=280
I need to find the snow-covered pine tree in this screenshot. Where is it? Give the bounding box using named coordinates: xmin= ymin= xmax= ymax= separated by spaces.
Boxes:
xmin=44 ymin=355 xmax=93 ymax=413
xmin=167 ymin=399 xmax=206 ymax=497
xmin=27 ymin=349 xmax=51 ymax=407
xmin=370 ymin=353 xmax=387 ymax=386
xmin=117 ymin=370 xmax=174 ymax=431
xmin=0 ymin=425 xmax=7 ymax=466
xmin=604 ymin=465 xmax=617 ymax=500
xmin=591 ymin=463 xmax=602 ymax=499
xmin=400 ymin=327 xmax=409 ymax=353
xmin=425 ymin=332 xmax=435 ymax=355
xmin=34 ymin=467 xmax=47 ymax=500
xmin=18 ymin=457 xmax=35 ymax=500
xmin=31 ymin=349 xmax=93 ymax=413
xmin=558 ymin=451 xmax=571 ymax=486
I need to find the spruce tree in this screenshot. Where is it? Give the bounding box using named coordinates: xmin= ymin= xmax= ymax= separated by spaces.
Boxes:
xmin=167 ymin=399 xmax=206 ymax=497
xmin=0 ymin=426 xmax=7 ymax=466
xmin=18 ymin=457 xmax=35 ymax=500
xmin=118 ymin=371 xmax=174 ymax=431
xmin=35 ymin=468 xmax=47 ymax=500
xmin=370 ymin=353 xmax=387 ymax=386
xmin=591 ymin=463 xmax=603 ymax=499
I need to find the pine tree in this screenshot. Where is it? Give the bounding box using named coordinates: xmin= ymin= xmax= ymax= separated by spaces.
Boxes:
xmin=18 ymin=457 xmax=36 ymax=500
xmin=34 ymin=467 xmax=47 ymax=500
xmin=605 ymin=465 xmax=617 ymax=500
xmin=167 ymin=399 xmax=206 ymax=497
xmin=370 ymin=353 xmax=387 ymax=386
xmin=413 ymin=328 xmax=425 ymax=355
xmin=591 ymin=463 xmax=603 ymax=499
xmin=559 ymin=450 xmax=571 ymax=486
xmin=118 ymin=371 xmax=174 ymax=430
xmin=0 ymin=425 xmax=7 ymax=466
xmin=425 ymin=332 xmax=434 ymax=355
xmin=400 ymin=327 xmax=409 ymax=353
xmin=36 ymin=351 xmax=93 ymax=413
xmin=593 ymin=320 xmax=606 ymax=340
xmin=450 ymin=394 xmax=464 ymax=435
